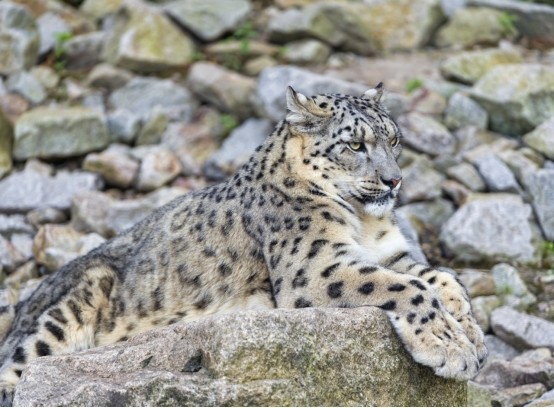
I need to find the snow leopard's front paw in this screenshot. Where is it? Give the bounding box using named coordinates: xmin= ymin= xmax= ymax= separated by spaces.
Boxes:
xmin=390 ymin=299 xmax=480 ymax=381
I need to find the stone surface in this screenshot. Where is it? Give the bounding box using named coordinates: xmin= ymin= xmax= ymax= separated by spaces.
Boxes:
xmin=204 ymin=119 xmax=273 ymax=181
xmin=396 ymin=199 xmax=454 ymax=234
xmin=13 ymin=308 xmax=467 ymax=407
xmin=6 ymin=71 xmax=47 ymax=105
xmin=132 ymin=146 xmax=182 ymax=192
xmin=471 ymin=295 xmax=501 ymax=332
xmin=71 ymin=188 xmax=186 ymax=238
xmin=106 ymin=109 xmax=141 ymax=144
xmin=524 ymin=118 xmax=554 ymax=160
xmin=26 ymin=208 xmax=67 ymax=228
xmin=440 ymin=48 xmax=522 ymax=85
xmin=491 ymin=383 xmax=547 ymax=407
xmin=257 ymin=66 xmax=367 ymax=122
xmin=440 ymin=194 xmax=535 ymax=263
xmin=525 ymin=170 xmax=554 ymax=241
xmin=32 ymin=224 xmax=105 ymax=272
xmin=435 ymin=7 xmax=512 ymax=48
xmin=164 ymin=0 xmax=252 ymax=42
xmin=63 ymin=32 xmax=105 ymax=71
xmin=399 ymin=156 xmax=445 ymax=203
xmin=527 ymin=387 xmax=554 ymax=407
xmin=0 ymin=215 xmax=34 ymax=236
xmin=0 ymin=235 xmax=26 ymax=274
xmin=485 ymin=334 xmax=520 ymax=362
xmin=470 ymin=0 xmax=554 ymax=47
xmin=492 ymin=307 xmax=554 ymax=352
xmin=473 ymin=154 xmax=520 ymax=193
xmin=470 ymin=64 xmax=554 ymax=136
xmin=397 ymin=112 xmax=456 ymax=156
xmin=187 ymin=62 xmax=257 ymax=119
xmin=86 ymin=64 xmax=132 ymax=90
xmin=36 ymin=11 xmax=70 ymax=56
xmin=103 ymin=1 xmax=195 ymax=73
xmin=0 ymin=110 xmax=13 ymax=179
xmin=444 ymin=92 xmax=488 ymax=130
xmin=0 ymin=2 xmax=39 ymax=74
xmin=135 ymin=109 xmax=168 ymax=146
xmin=282 ymin=39 xmax=331 ymax=65
xmin=497 ymin=149 xmax=540 ymax=187
xmin=458 ymin=269 xmax=496 ymax=298
xmin=83 ymin=145 xmax=139 ymax=188
xmin=446 ymin=162 xmax=486 ymax=191
xmin=109 ymin=77 xmax=196 ymax=122
xmin=492 ymin=263 xmax=537 ymax=311
xmin=14 ymin=107 xmax=110 ymax=160
xmin=0 ymin=163 xmax=102 ymax=213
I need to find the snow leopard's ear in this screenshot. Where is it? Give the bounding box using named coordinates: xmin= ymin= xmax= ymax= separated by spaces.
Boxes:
xmin=285 ymin=86 xmax=330 ymax=132
xmin=362 ymin=82 xmax=385 ymax=103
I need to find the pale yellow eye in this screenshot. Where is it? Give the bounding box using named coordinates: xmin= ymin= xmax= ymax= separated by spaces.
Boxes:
xmin=390 ymin=136 xmax=399 ymax=146
xmin=349 ymin=142 xmax=363 ymax=151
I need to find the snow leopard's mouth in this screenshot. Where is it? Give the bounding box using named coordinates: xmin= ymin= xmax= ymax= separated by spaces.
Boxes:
xmin=358 ymin=190 xmax=394 ymax=205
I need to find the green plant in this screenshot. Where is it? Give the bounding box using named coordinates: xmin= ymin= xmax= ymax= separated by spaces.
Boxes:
xmin=219 ymin=114 xmax=238 ymax=137
xmin=405 ymin=78 xmax=423 ymax=93
xmin=53 ymin=31 xmax=73 ymax=72
xmin=498 ymin=12 xmax=518 ymax=36
xmin=231 ymin=22 xmax=258 ymax=55
xmin=540 ymin=241 xmax=554 ymax=275
xmin=191 ymin=51 xmax=206 ymax=62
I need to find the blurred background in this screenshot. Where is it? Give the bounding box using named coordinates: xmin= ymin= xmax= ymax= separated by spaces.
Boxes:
xmin=0 ymin=0 xmax=554 ymax=405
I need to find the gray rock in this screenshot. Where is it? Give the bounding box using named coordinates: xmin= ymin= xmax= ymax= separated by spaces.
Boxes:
xmin=396 ymin=199 xmax=455 ymax=234
xmin=476 ymin=347 xmax=554 ymax=389
xmin=440 ymin=194 xmax=535 ymax=263
xmin=458 ymin=269 xmax=496 ymax=298
xmin=434 ymin=7 xmax=513 ymax=48
xmin=491 ymin=306 xmax=554 ymax=352
xmin=440 ymin=48 xmax=522 ymax=85
xmin=469 ymin=0 xmax=554 ymax=47
xmin=0 ymin=215 xmax=34 ymax=236
xmin=473 ymin=154 xmax=520 ymax=193
xmin=492 ymin=263 xmax=537 ymax=311
xmin=0 ymin=2 xmax=39 ymax=74
xmin=446 ymin=162 xmax=486 ymax=191
xmin=491 ymin=383 xmax=547 ymax=407
xmin=107 ymin=109 xmax=142 ymax=144
xmin=444 ymin=92 xmax=488 ymax=130
xmin=135 ymin=109 xmax=168 ymax=146
xmin=397 ymin=113 xmax=456 ymax=156
xmin=83 ymin=145 xmax=139 ymax=189
xmin=470 ymin=64 xmax=554 ymax=136
xmin=103 ymin=1 xmax=195 ymax=73
xmin=6 ymin=71 xmax=47 ymax=105
xmin=0 ymin=235 xmax=25 ymax=273
xmin=471 ymin=295 xmax=501 ymax=332
xmin=0 ymin=110 xmax=13 ymax=179
xmin=13 ymin=308 xmax=467 ymax=407
xmin=30 ymin=66 xmax=59 ymax=91
xmin=525 ymin=169 xmax=554 ymax=241
xmin=71 ymin=188 xmax=186 ymax=237
xmin=257 ymin=66 xmax=368 ymax=122
xmin=441 ymin=179 xmax=471 ymax=206
xmin=36 ymin=11 xmax=71 ymax=56
xmin=131 ymin=146 xmax=182 ymax=192
xmin=204 ymin=119 xmax=273 ymax=181
xmin=86 ymin=64 xmax=132 ymax=91
xmin=526 ymin=387 xmax=554 ymax=407
xmin=0 ymin=164 xmax=102 ymax=213
xmin=109 ymin=77 xmax=196 ymax=122
xmin=454 ymin=126 xmax=500 ymax=159
xmin=524 ymin=118 xmax=554 ymax=160
xmin=63 ymin=32 xmax=105 ymax=71
xmin=14 ymin=107 xmax=110 ymax=160
xmin=399 ymin=156 xmax=445 ymax=203
xmin=282 ymin=39 xmax=331 ymax=65
xmin=468 ymin=381 xmax=493 ymax=407
xmin=485 ymin=334 xmax=520 ymax=362
xmin=26 ymin=208 xmax=67 ymax=228
xmin=497 ymin=149 xmax=540 ymax=187
xmin=164 ymin=0 xmax=252 ymax=42
xmin=187 ymin=62 xmax=257 ymax=120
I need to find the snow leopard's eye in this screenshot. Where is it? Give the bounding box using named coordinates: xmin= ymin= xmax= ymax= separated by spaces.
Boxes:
xmin=348 ymin=142 xmax=364 ymax=152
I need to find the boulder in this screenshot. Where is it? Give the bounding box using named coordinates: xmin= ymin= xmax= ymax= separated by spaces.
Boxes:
xmin=470 ymin=64 xmax=554 ymax=136
xmin=103 ymin=1 xmax=195 ymax=73
xmin=0 ymin=2 xmax=39 ymax=74
xmin=131 ymin=146 xmax=182 ymax=192
xmin=204 ymin=119 xmax=273 ymax=181
xmin=397 ymin=112 xmax=456 ymax=156
xmin=523 ymin=118 xmax=554 ymax=160
xmin=473 ymin=154 xmax=520 ymax=193
xmin=0 ymin=163 xmax=102 ymax=213
xmin=491 ymin=306 xmax=554 ymax=352
xmin=71 ymin=188 xmax=186 ymax=238
xmin=0 ymin=110 xmax=13 ymax=179
xmin=13 ymin=107 xmax=110 ymax=160
xmin=444 ymin=92 xmax=488 ymax=130
xmin=398 ymin=156 xmax=445 ymax=203
xmin=471 ymin=295 xmax=501 ymax=332
xmin=257 ymin=66 xmax=367 ymax=122
xmin=492 ymin=263 xmax=536 ymax=311
xmin=525 ymin=169 xmax=554 ymax=241
xmin=83 ymin=145 xmax=139 ymax=189
xmin=527 ymin=387 xmax=554 ymax=407
xmin=434 ymin=7 xmax=513 ymax=48
xmin=0 ymin=235 xmax=26 ymax=274
xmin=491 ymin=383 xmax=547 ymax=407
xmin=86 ymin=64 xmax=133 ymax=91
xmin=282 ymin=39 xmax=331 ymax=65
xmin=13 ymin=308 xmax=467 ymax=406
xmin=164 ymin=0 xmax=252 ymax=42
xmin=440 ymin=48 xmax=522 ymax=85
xmin=440 ymin=194 xmax=535 ymax=263
xmin=6 ymin=71 xmax=47 ymax=105
xmin=36 ymin=11 xmax=71 ymax=56
xmin=63 ymin=32 xmax=106 ymax=71
xmin=187 ymin=62 xmax=257 ymax=119
xmin=485 ymin=334 xmax=520 ymax=362
xmin=446 ymin=162 xmax=486 ymax=191
xmin=458 ymin=269 xmax=496 ymax=298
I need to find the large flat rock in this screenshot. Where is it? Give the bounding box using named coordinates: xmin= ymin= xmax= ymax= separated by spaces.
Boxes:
xmin=14 ymin=308 xmax=467 ymax=406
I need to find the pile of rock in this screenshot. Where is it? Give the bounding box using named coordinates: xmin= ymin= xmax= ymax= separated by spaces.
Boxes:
xmin=1 ymin=0 xmax=554 ymax=406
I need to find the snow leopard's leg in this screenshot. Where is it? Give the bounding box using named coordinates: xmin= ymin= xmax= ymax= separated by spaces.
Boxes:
xmin=0 ymin=258 xmax=118 ymax=406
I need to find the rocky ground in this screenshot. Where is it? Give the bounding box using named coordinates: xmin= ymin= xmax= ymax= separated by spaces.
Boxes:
xmin=1 ymin=0 xmax=554 ymax=406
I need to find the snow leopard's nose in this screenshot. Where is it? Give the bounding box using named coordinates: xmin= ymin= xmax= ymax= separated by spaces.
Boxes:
xmin=381 ymin=176 xmax=402 ymax=189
